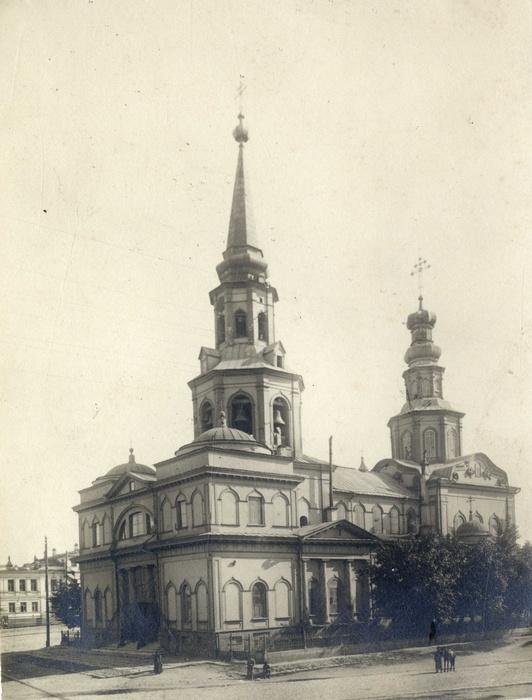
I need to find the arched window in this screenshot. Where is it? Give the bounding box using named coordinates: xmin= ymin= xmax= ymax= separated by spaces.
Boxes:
xmin=196 ymin=581 xmax=208 ymax=625
xmin=272 ymin=493 xmax=290 ymax=527
xmin=423 ymin=428 xmax=438 ymax=462
xmin=175 ymin=495 xmax=187 ymax=530
xmin=372 ymin=505 xmax=383 ymax=534
xmin=165 ymin=584 xmax=177 ymax=622
xmin=181 ymin=583 xmax=192 ymax=627
xmin=274 ymin=579 xmax=291 ymax=619
xmin=272 ymin=397 xmax=290 ymax=447
xmin=353 ymin=503 xmax=365 ymax=529
xmin=84 ymin=589 xmax=93 ymax=623
xmin=229 ymin=393 xmax=253 ymax=435
xmin=82 ymin=520 xmax=91 ymax=550
xmin=248 ymin=493 xmax=264 ymax=526
xmin=219 ymin=489 xmax=238 ymax=526
xmin=421 ymin=378 xmax=431 ymax=397
xmin=117 ymin=510 xmax=153 ymax=540
xmin=401 ymin=431 xmax=412 ymax=460
xmin=298 ymin=497 xmax=310 ymax=526
xmin=489 ymin=514 xmax=502 ymax=536
xmin=101 ymin=514 xmax=110 ymax=544
xmin=251 ymin=581 xmax=268 ymax=619
xmin=216 ymin=314 xmax=225 ymax=345
xmin=257 ymin=312 xmax=268 ymax=341
xmin=94 ymin=589 xmax=103 ymax=625
xmin=328 ymin=578 xmax=343 ymax=616
xmin=308 ymin=577 xmax=321 ymax=617
xmin=104 ymin=587 xmax=112 ymax=623
xmin=389 ymin=506 xmax=400 ymax=535
xmin=447 ymin=428 xmax=458 ymax=459
xmin=453 ymin=511 xmax=466 ymax=532
xmin=406 ymin=508 xmax=418 ymax=534
xmin=200 ymin=401 xmax=214 ymax=432
xmin=191 ymin=491 xmax=205 ymax=527
xmin=91 ymin=519 xmax=101 ymax=547
xmin=234 ymin=309 xmax=247 ymax=338
xmin=336 ymin=502 xmax=348 ymax=521
xmin=224 ymin=581 xmax=242 ymax=622
xmin=160 ymin=498 xmax=171 ymax=532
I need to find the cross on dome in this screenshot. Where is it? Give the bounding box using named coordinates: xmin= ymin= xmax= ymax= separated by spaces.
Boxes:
xmin=410 ymin=257 xmax=431 ymax=309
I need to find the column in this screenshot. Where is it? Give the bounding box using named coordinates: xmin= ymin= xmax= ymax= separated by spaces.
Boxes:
xmin=318 ymin=559 xmax=328 ymax=624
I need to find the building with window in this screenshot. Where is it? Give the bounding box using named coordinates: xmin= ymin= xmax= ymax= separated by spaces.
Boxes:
xmin=0 ymin=548 xmax=79 ymax=627
xmin=74 ymin=114 xmax=519 ymax=655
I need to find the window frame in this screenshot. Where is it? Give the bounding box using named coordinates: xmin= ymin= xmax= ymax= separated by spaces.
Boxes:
xmin=251 ymin=581 xmax=268 ymax=620
xmin=248 ymin=495 xmax=265 ymax=526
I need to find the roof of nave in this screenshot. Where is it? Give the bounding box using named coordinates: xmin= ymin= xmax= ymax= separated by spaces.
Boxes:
xmin=333 ymin=466 xmax=413 ymax=499
xmin=296 ymin=454 xmax=412 ymax=498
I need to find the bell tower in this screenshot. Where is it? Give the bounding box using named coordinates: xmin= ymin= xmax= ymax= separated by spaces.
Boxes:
xmin=388 ymin=295 xmax=464 ymax=464
xmin=188 ymin=114 xmax=304 ymax=457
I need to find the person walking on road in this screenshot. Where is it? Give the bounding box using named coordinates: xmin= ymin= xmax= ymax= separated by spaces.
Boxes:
xmin=448 ymin=649 xmax=456 ymax=671
xmin=246 ymin=656 xmax=255 ymax=680
xmin=433 ymin=647 xmax=442 ymax=673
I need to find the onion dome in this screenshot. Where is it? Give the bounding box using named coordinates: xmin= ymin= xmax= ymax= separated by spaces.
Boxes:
xmin=232 ymin=113 xmax=249 ymax=143
xmin=455 ymin=519 xmax=490 ymax=544
xmin=94 ymin=448 xmax=155 ymax=482
xmin=404 ymin=295 xmax=442 ymax=366
xmin=176 ymin=411 xmax=271 ymax=456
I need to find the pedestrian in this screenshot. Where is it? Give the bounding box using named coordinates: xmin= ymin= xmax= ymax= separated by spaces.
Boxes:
xmin=433 ymin=647 xmax=441 ymax=673
xmin=153 ymin=649 xmax=163 ymax=674
xmin=448 ymin=649 xmax=456 ymax=671
xmin=441 ymin=647 xmax=448 ymax=673
xmin=246 ymin=656 xmax=255 ymax=681
xmin=262 ymin=661 xmax=271 ymax=679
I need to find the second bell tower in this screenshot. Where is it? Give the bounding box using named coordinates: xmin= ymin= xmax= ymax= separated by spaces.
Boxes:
xmin=188 ymin=114 xmax=305 ymax=457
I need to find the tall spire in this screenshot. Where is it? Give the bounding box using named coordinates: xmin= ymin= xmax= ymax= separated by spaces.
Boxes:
xmin=216 ymin=114 xmax=267 ymax=283
xmin=226 ymin=114 xmax=258 ymax=251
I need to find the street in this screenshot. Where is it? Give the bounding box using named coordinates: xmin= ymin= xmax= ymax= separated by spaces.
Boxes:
xmin=1 ymin=635 xmax=531 ymax=699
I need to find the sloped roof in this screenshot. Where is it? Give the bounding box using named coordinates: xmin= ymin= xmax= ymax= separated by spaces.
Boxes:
xmin=333 ymin=466 xmax=412 ymax=498
xmin=297 ymin=455 xmax=413 ymax=499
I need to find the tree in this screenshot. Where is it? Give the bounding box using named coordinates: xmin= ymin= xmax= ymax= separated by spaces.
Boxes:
xmin=50 ymin=578 xmax=81 ymax=628
xmin=370 ymin=533 xmax=461 ymax=635
xmin=371 ymin=526 xmax=532 ymax=636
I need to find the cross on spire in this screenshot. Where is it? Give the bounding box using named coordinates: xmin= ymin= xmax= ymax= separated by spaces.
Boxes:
xmin=236 ymin=76 xmax=246 ymax=114
xmin=410 ymin=257 xmax=431 ymax=309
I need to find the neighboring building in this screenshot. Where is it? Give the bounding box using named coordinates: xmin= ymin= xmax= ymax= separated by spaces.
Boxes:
xmin=0 ymin=548 xmax=79 ymax=627
xmin=73 ymin=114 xmax=519 ymax=655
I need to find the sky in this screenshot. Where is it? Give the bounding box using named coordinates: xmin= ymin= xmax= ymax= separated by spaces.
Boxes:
xmin=1 ymin=0 xmax=531 ymax=563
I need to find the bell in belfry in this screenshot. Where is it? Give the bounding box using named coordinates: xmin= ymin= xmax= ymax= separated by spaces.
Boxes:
xmin=273 ymin=409 xmax=285 ymax=426
xmin=234 ymin=407 xmax=247 ymax=426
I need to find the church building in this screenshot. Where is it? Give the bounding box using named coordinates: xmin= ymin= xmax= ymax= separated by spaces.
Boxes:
xmin=74 ymin=115 xmax=519 ymax=656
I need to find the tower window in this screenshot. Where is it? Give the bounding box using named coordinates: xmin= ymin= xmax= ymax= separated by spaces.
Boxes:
xmin=229 ymin=393 xmax=253 ymax=435
xmin=200 ymin=401 xmax=214 ymax=432
xmin=273 ymin=397 xmax=290 ymax=448
xmin=216 ymin=314 xmax=225 ymax=345
xmin=276 ymin=356 xmax=283 ymax=368
xmin=257 ymin=312 xmax=267 ymax=341
xmin=234 ymin=309 xmax=247 ymax=338
xmin=423 ymin=428 xmax=438 ymax=462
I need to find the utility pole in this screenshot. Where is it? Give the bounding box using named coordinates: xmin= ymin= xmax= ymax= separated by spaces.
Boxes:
xmin=44 ymin=536 xmax=50 ymax=647
xmin=328 ymin=435 xmax=334 ymax=511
